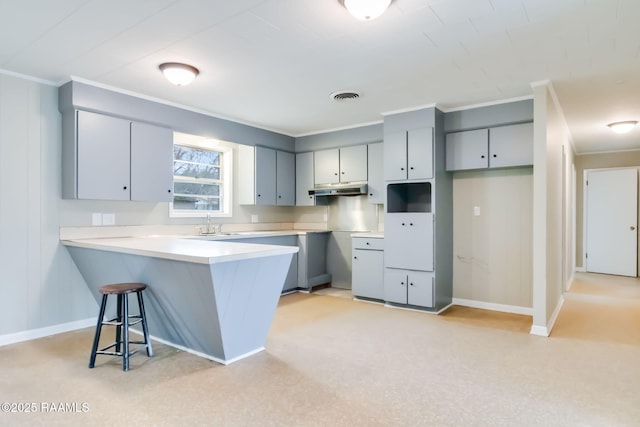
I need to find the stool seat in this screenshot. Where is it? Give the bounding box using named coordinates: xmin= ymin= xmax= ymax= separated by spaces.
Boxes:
xmin=100 ymin=282 xmax=147 ymax=294
xmin=89 ymin=282 xmax=152 ymax=371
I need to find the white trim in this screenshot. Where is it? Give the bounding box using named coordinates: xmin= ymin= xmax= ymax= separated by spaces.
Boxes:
xmin=0 ymin=318 xmax=96 ymax=347
xmin=129 ymin=330 xmax=263 ymax=365
xmin=452 ymin=298 xmax=533 ymax=316
xmin=381 ymin=103 xmax=438 ymax=116
xmin=0 ymin=68 xmax=58 ymax=86
xmin=530 ymin=79 xmax=551 ymax=88
xmin=530 ymin=325 xmax=549 ymax=337
xmin=439 ymin=95 xmax=534 ymax=113
xmin=576 ymin=147 xmax=640 ymax=156
xmin=529 ymin=295 xmax=565 ymax=337
xmin=575 ymin=266 xmax=586 ymax=272
xmin=294 ymin=119 xmax=383 ymax=138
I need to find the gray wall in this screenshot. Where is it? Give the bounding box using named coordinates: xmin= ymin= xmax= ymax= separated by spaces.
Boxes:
xmin=295 ymin=123 xmax=383 ymax=152
xmin=0 ymin=75 xmax=96 ymax=338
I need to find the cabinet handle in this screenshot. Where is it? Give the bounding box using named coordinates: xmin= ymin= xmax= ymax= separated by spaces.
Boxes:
xmin=341 ymin=171 xmax=345 ymax=174
xmin=309 ymin=196 xmax=313 ymax=199
xmin=353 ymin=256 xmax=357 ymax=260
xmin=493 ymin=154 xmax=497 ymax=158
xmin=400 ymin=281 xmax=405 ymax=286
xmin=410 ymin=283 xmax=414 ymax=286
xmin=369 ymin=193 xmax=373 ymax=196
xmin=401 ymin=223 xmax=405 ymax=226
xmin=334 ymin=172 xmax=338 ymax=176
xmin=278 ymin=195 xmax=282 ymax=198
xmin=366 ymin=242 xmax=370 ymax=245
xmin=167 ymin=189 xmax=172 ymax=193
xmin=400 ymin=167 xmax=405 ymax=171
xmin=481 ymin=155 xmax=485 ymax=159
xmin=409 ymin=223 xmax=413 ymax=226
xmin=258 ymin=194 xmax=261 ymax=197
xmin=410 ymin=166 xmax=414 ymax=170
xmin=123 ymin=186 xmax=127 ymax=190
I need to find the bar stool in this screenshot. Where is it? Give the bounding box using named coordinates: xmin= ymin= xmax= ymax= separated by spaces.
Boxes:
xmin=89 ymin=282 xmax=153 ymax=371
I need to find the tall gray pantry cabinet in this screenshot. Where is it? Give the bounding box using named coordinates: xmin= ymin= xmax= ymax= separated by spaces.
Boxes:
xmin=383 ymin=108 xmax=453 ymax=312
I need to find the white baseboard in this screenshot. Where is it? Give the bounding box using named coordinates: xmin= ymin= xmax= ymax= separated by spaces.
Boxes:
xmin=529 ymin=295 xmax=565 ymax=337
xmin=575 ymin=267 xmax=586 ymax=272
xmin=452 ymin=298 xmax=533 ymax=316
xmin=0 ymin=317 xmax=96 ymax=347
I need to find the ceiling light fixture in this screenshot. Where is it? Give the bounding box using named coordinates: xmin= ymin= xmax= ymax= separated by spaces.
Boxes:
xmin=159 ymin=62 xmax=199 ymax=86
xmin=607 ymin=121 xmax=638 ymax=134
xmin=339 ymin=0 xmax=392 ymax=20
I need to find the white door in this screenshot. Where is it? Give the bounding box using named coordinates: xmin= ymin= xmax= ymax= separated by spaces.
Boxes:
xmin=586 ymin=168 xmax=638 ymax=276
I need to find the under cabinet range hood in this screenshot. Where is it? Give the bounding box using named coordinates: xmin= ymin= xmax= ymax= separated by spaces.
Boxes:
xmin=308 ymin=183 xmax=368 ymax=197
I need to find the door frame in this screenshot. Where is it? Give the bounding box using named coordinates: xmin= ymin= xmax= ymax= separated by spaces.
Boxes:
xmin=582 ymin=166 xmax=639 ymax=276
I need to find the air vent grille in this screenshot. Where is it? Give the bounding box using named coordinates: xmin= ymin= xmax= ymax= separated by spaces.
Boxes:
xmin=330 ymin=91 xmax=360 ymax=101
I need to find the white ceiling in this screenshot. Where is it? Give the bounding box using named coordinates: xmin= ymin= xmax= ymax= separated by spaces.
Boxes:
xmin=1 ymin=0 xmax=639 ymax=153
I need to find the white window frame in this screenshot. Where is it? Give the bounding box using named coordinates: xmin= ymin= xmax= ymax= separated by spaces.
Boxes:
xmin=170 ymin=133 xmax=233 ymax=218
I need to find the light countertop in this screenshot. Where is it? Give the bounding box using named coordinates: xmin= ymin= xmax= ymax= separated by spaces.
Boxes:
xmin=61 ymin=235 xmax=299 ymax=265
xmin=350 ymin=232 xmax=384 ymax=238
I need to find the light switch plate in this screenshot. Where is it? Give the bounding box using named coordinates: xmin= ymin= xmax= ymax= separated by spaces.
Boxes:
xmin=102 ymin=213 xmax=116 ymax=226
xmin=251 ymin=214 xmax=259 ymax=223
xmin=92 ymin=213 xmax=102 ymax=226
xmin=473 ymin=206 xmax=481 ymax=216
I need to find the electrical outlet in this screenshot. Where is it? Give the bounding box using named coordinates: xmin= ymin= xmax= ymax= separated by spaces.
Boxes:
xmin=323 ymin=213 xmax=328 ymax=222
xmin=92 ymin=213 xmax=103 ymax=226
xmin=102 ymin=213 xmax=116 ymax=225
xmin=251 ymin=214 xmax=259 ymax=223
xmin=473 ymin=206 xmax=481 ymax=216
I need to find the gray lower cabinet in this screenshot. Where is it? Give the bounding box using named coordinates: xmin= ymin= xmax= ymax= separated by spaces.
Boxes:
xmin=384 ymin=213 xmax=433 ymax=271
xmin=351 ymin=237 xmax=384 ymax=300
xmin=384 ymin=268 xmax=434 ymax=307
xmin=67 ymin=110 xmax=174 ymax=201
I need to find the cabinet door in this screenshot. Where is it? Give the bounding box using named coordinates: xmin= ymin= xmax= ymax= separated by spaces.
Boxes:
xmin=296 ymin=152 xmax=315 ymax=206
xmin=77 ymin=110 xmax=131 ymax=200
xmin=407 ymin=271 xmax=434 ymax=307
xmin=407 ymin=127 xmax=433 ymax=180
xmin=255 ymin=146 xmax=277 ymax=205
xmin=276 ymin=150 xmax=295 ymax=206
xmin=445 ymin=128 xmax=489 ymax=171
xmin=489 ymin=122 xmax=533 ymax=168
xmin=384 ymin=131 xmax=407 ymax=181
xmin=385 ymin=213 xmax=433 ymax=271
xmin=340 ymin=145 xmax=367 ymax=183
xmin=367 ymin=143 xmax=384 ymax=204
xmin=314 ymin=149 xmax=340 ymax=185
xmin=384 ymin=268 xmax=408 ymax=304
xmin=352 ymin=248 xmax=384 ymax=300
xmin=130 ymin=121 xmax=174 ymax=202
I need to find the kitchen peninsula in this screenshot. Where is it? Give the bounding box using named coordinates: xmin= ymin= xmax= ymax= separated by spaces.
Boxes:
xmin=62 ymin=235 xmax=298 ymax=364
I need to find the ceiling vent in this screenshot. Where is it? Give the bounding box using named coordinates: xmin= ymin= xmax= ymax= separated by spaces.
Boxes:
xmin=330 ymin=91 xmax=360 ymax=101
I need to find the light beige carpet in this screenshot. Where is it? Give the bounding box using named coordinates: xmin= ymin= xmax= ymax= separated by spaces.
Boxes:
xmin=1 ymin=273 xmax=639 ymax=426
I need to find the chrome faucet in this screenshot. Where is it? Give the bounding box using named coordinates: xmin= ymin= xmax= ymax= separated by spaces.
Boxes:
xmin=200 ymin=214 xmax=221 ymax=235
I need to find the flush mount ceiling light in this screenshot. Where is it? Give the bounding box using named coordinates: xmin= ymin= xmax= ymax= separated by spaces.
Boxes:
xmin=339 ymin=0 xmax=392 ymax=20
xmin=159 ymin=62 xmax=199 ymax=86
xmin=607 ymin=121 xmax=638 ymax=134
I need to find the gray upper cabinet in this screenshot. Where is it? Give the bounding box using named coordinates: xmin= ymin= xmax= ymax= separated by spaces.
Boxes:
xmin=76 ymin=110 xmax=131 ymax=200
xmin=314 ymin=148 xmax=340 ymax=185
xmin=130 ymin=121 xmax=173 ymax=202
xmin=445 ymin=128 xmax=489 ymax=171
xmin=72 ymin=110 xmax=173 ymax=201
xmin=314 ymin=145 xmax=367 ymax=185
xmin=295 ymin=152 xmax=315 ymax=206
xmin=384 ymin=127 xmax=433 ymax=181
xmin=239 ymin=145 xmax=294 ymax=206
xmin=367 ymin=142 xmax=384 ymax=204
xmin=489 ymin=122 xmax=533 ymax=168
xmin=255 ymin=146 xmax=277 ymax=205
xmin=276 ymin=150 xmax=295 ymax=205
xmin=446 ymin=123 xmax=533 ymax=171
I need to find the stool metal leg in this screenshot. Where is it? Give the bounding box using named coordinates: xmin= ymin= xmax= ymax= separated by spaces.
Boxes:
xmin=115 ymin=294 xmax=122 ymax=354
xmin=89 ymin=294 xmax=108 ymax=368
xmin=122 ymin=293 xmax=130 ymax=371
xmin=137 ymin=290 xmax=153 ymax=357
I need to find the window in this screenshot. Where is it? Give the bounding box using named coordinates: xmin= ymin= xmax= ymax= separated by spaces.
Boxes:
xmin=170 ymin=133 xmax=233 ymax=217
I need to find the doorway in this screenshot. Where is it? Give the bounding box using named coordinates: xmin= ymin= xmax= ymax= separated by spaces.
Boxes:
xmin=584 ymin=168 xmax=638 ymax=277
